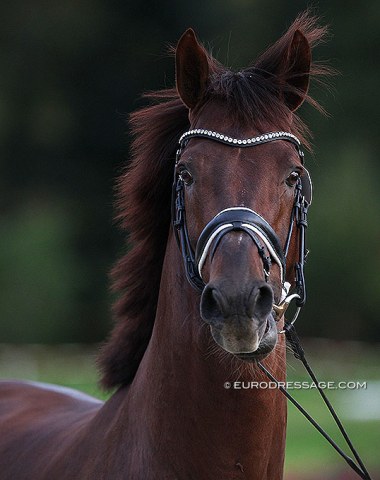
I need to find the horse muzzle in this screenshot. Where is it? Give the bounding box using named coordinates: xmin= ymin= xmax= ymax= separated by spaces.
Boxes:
xmin=200 ymin=279 xmax=278 ymax=360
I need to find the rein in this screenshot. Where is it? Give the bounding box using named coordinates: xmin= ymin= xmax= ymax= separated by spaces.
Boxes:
xmin=172 ymin=128 xmax=372 ymax=480
xmin=258 ymin=325 xmax=372 ymax=480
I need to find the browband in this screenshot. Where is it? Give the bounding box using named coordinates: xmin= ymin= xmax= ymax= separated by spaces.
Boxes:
xmin=178 ymin=129 xmax=302 ymax=153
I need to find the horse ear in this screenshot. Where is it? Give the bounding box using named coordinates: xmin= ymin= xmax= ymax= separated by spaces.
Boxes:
xmin=281 ymin=30 xmax=311 ymax=111
xmin=176 ymin=28 xmax=209 ymax=109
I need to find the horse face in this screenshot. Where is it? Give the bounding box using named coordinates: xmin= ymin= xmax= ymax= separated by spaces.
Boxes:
xmin=176 ymin=114 xmax=303 ymax=361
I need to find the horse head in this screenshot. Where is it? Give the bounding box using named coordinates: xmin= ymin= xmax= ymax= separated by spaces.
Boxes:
xmin=174 ymin=28 xmax=312 ymax=362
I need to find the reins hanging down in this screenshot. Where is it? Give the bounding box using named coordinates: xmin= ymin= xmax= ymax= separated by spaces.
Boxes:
xmin=258 ymin=324 xmax=372 ymax=480
xmin=172 ymin=128 xmax=373 ymax=480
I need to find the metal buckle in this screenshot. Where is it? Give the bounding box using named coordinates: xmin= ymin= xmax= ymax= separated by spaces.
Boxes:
xmin=273 ymin=293 xmax=301 ymax=334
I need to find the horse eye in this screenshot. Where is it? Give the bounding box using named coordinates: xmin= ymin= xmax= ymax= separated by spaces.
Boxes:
xmin=179 ymin=168 xmax=193 ymax=186
xmin=286 ymin=171 xmax=300 ymax=187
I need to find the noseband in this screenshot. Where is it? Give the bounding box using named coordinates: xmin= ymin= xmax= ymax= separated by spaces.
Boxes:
xmin=172 ymin=129 xmax=311 ymax=327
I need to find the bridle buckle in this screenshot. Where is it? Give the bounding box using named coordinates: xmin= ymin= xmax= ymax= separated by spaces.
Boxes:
xmin=273 ymin=293 xmax=300 ymax=318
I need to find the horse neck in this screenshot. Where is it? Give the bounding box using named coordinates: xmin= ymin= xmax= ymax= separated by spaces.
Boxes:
xmin=121 ymin=234 xmax=287 ymax=479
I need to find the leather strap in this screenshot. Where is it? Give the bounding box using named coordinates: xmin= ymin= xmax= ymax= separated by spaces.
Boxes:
xmin=195 ymin=207 xmax=285 ymax=281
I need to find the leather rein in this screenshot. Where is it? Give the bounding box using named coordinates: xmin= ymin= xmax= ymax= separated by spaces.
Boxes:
xmin=171 ymin=128 xmax=372 ymax=480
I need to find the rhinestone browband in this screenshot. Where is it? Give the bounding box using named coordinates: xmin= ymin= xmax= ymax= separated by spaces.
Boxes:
xmin=178 ymin=129 xmax=302 ymax=148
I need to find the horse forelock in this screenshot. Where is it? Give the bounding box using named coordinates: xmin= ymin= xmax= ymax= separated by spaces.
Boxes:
xmin=98 ymin=11 xmax=332 ymax=389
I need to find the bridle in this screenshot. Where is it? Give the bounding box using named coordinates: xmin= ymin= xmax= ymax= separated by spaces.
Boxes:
xmin=172 ymin=128 xmax=312 ymax=331
xmin=171 ymin=128 xmax=372 ymax=480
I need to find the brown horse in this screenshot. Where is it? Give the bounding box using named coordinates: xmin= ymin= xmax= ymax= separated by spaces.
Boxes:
xmin=0 ymin=13 xmax=330 ymax=480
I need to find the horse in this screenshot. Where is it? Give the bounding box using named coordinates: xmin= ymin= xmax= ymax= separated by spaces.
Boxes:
xmin=0 ymin=12 xmax=330 ymax=480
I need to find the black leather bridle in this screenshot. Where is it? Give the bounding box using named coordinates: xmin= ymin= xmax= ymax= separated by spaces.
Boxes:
xmin=172 ymin=128 xmax=312 ymax=327
xmin=171 ymin=128 xmax=372 ymax=480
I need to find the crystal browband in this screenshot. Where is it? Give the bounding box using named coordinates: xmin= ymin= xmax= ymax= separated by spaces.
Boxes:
xmin=178 ymin=129 xmax=302 ymax=149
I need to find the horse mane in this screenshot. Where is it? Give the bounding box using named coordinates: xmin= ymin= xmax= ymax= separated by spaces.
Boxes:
xmin=98 ymin=91 xmax=189 ymax=389
xmin=98 ymin=11 xmax=331 ymax=389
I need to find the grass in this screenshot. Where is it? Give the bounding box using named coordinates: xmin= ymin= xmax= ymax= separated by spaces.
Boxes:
xmin=0 ymin=343 xmax=109 ymax=400
xmin=284 ymin=339 xmax=380 ymax=479
xmin=0 ymin=340 xmax=378 ymax=479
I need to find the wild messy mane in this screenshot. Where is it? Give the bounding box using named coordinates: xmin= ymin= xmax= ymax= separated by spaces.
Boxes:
xmin=98 ymin=12 xmax=331 ymax=389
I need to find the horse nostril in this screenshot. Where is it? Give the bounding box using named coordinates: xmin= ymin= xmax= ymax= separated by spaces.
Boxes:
xmin=200 ymin=286 xmax=223 ymax=323
xmin=257 ymin=285 xmax=274 ymax=317
xmin=201 ymin=282 xmax=274 ymax=324
xmin=249 ymin=284 xmax=274 ymax=319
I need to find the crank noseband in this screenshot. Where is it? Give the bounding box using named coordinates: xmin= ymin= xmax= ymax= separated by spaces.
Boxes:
xmin=172 ymin=129 xmax=312 ymax=325
xmin=195 ymin=207 xmax=285 ymax=284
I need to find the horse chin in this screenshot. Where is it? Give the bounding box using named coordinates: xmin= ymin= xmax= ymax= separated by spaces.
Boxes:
xmin=210 ymin=314 xmax=278 ymax=363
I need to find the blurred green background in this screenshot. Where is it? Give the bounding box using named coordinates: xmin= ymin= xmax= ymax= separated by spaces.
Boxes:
xmin=0 ymin=1 xmax=379 ymax=478
xmin=0 ymin=0 xmax=379 ymax=343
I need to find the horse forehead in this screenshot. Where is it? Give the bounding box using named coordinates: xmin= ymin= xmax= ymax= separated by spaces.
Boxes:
xmin=188 ymin=144 xmax=280 ymax=206
xmin=184 ymin=136 xmax=295 ymax=171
